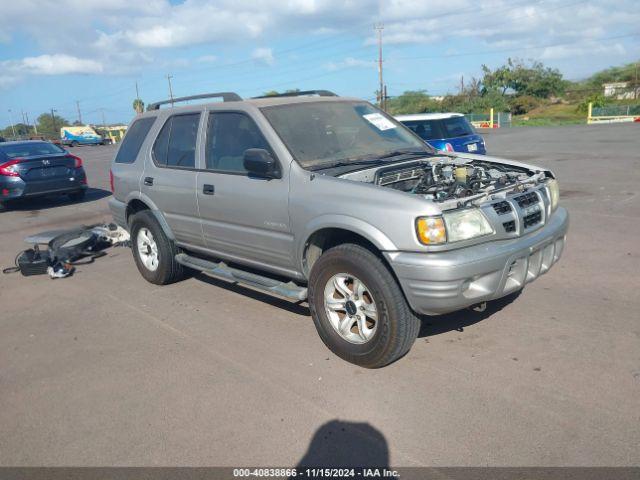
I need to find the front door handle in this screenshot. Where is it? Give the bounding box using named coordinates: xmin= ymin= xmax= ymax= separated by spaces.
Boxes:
xmin=202 ymin=184 xmax=215 ymax=195
xmin=144 ymin=177 xmax=154 ymax=186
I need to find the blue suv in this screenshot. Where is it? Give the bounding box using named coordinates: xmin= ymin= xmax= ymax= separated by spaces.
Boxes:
xmin=396 ymin=113 xmax=486 ymax=155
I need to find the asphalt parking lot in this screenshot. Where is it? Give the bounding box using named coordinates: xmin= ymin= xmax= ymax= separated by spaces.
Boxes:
xmin=1 ymin=124 xmax=639 ymax=467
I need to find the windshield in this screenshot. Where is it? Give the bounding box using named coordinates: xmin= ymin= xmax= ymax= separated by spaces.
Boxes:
xmin=261 ymin=101 xmax=433 ymax=169
xmin=0 ymin=142 xmax=65 ymax=159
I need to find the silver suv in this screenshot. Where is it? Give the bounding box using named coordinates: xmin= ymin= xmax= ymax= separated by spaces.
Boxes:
xmin=109 ymin=90 xmax=568 ymax=368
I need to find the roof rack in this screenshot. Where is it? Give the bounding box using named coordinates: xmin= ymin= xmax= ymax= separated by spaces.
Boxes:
xmin=252 ymin=90 xmax=338 ymax=99
xmin=147 ymin=92 xmax=242 ymax=110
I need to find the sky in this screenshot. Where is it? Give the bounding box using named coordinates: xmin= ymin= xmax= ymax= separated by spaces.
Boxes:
xmin=0 ymin=0 xmax=638 ymax=127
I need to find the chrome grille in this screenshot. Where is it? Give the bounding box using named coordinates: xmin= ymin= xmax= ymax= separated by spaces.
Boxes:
xmin=524 ymin=210 xmax=542 ymax=228
xmin=514 ymin=191 xmax=539 ymax=208
xmin=492 ymin=201 xmax=512 ymax=215
xmin=503 ymin=220 xmax=516 ymax=232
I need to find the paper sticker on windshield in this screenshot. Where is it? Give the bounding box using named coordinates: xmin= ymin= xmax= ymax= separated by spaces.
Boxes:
xmin=363 ymin=113 xmax=396 ymax=131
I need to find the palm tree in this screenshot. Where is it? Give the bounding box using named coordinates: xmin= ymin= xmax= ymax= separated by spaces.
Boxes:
xmin=133 ymin=98 xmax=144 ymax=114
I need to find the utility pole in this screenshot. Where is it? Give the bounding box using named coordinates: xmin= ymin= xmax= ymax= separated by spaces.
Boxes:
xmin=26 ymin=112 xmax=37 ymax=134
xmin=76 ymin=100 xmax=83 ymax=124
xmin=51 ymin=108 xmax=57 ymax=138
xmin=101 ymin=109 xmax=106 ymax=128
xmin=375 ymin=23 xmax=385 ymax=110
xmin=460 ymin=75 xmax=464 ymax=95
xmin=8 ymin=109 xmax=16 ymax=138
xmin=135 ymin=81 xmax=140 ymax=100
xmin=635 ymin=62 xmax=638 ymax=100
xmin=166 ymin=74 xmax=174 ymax=107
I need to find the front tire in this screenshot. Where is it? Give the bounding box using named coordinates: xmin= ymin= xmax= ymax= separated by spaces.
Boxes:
xmin=129 ymin=210 xmax=187 ymax=285
xmin=308 ymin=244 xmax=420 ymax=368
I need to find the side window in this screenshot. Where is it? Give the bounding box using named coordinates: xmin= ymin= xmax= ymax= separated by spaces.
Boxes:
xmin=205 ymin=112 xmax=271 ymax=173
xmin=152 ymin=113 xmax=200 ymax=169
xmin=114 ymin=117 xmax=156 ymax=164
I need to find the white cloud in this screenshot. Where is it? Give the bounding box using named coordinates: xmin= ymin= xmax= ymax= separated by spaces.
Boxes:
xmin=18 ymin=54 xmax=104 ymax=75
xmin=0 ymin=54 xmax=104 ymax=90
xmin=252 ymin=47 xmax=275 ymax=66
xmin=0 ymin=0 xmax=638 ymax=89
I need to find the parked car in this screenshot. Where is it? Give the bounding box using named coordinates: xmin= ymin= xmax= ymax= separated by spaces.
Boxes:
xmin=60 ymin=125 xmax=107 ymax=147
xmin=396 ymin=113 xmax=486 ymax=154
xmin=0 ymin=140 xmax=87 ymax=205
xmin=109 ymin=90 xmax=567 ymax=368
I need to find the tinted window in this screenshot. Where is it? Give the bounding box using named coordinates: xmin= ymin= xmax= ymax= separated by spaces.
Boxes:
xmin=206 ymin=112 xmax=271 ymax=173
xmin=442 ymin=116 xmax=474 ymax=137
xmin=114 ymin=117 xmax=156 ymax=164
xmin=0 ymin=141 xmax=65 ymax=159
xmin=152 ymin=113 xmax=200 ymax=168
xmin=401 ymin=120 xmax=443 ymax=140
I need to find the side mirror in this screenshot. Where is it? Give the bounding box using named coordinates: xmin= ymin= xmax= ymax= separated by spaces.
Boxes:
xmin=243 ymin=148 xmax=281 ymax=179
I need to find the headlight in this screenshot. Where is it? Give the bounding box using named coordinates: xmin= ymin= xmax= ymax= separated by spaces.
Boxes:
xmin=416 ymin=209 xmax=494 ymax=245
xmin=547 ymin=179 xmax=559 ymax=212
xmin=443 ymin=208 xmax=493 ymax=242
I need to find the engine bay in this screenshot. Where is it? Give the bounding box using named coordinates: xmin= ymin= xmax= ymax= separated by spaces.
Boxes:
xmin=340 ymin=156 xmax=547 ymax=204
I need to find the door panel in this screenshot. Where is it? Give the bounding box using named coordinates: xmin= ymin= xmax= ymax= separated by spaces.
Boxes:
xmin=141 ymin=112 xmax=204 ymax=247
xmin=196 ymin=111 xmax=294 ymax=272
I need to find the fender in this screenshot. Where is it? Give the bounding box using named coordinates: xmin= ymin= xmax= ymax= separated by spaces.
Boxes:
xmin=124 ymin=191 xmax=176 ymax=241
xmin=297 ymin=214 xmax=398 ymax=274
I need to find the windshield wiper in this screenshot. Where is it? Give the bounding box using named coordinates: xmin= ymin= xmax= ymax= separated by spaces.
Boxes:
xmin=308 ymin=158 xmax=387 ymax=171
xmin=377 ymin=149 xmax=432 ymax=159
xmin=308 ymin=149 xmax=433 ymax=172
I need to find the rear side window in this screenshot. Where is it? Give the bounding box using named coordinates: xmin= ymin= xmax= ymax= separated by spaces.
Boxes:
xmin=401 ymin=120 xmax=442 ymax=140
xmin=205 ymin=112 xmax=271 ymax=173
xmin=442 ymin=116 xmax=474 ymax=138
xmin=114 ymin=117 xmax=156 ymax=164
xmin=152 ymin=113 xmax=200 ymax=169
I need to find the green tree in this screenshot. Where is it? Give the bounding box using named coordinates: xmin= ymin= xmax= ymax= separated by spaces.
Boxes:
xmin=386 ymin=90 xmax=441 ymax=115
xmin=133 ymin=98 xmax=144 ymax=114
xmin=481 ymin=58 xmax=567 ymax=98
xmin=36 ymin=112 xmax=70 ymax=138
xmin=1 ymin=123 xmax=32 ymax=138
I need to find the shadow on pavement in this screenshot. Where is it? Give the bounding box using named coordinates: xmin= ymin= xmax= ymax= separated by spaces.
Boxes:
xmin=293 ymin=420 xmax=389 ymax=469
xmin=194 ymin=272 xmax=310 ymax=317
xmin=1 ymin=188 xmax=111 ymax=212
xmin=194 ymin=272 xmax=522 ymax=335
xmin=418 ymin=290 xmax=522 ymax=338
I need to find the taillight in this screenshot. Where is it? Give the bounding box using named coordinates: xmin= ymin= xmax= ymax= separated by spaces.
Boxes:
xmin=67 ymin=154 xmax=83 ymax=168
xmin=0 ymin=158 xmax=23 ymax=177
xmin=444 ymin=143 xmax=454 ymax=152
xmin=109 ymin=169 xmax=114 ymax=193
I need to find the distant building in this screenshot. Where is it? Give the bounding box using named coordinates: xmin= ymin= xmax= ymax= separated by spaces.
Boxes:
xmin=603 ymin=82 xmax=638 ymax=100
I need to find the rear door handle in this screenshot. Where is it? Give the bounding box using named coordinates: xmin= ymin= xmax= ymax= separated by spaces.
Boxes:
xmin=202 ymin=184 xmax=215 ymax=195
xmin=144 ymin=177 xmax=154 ymax=186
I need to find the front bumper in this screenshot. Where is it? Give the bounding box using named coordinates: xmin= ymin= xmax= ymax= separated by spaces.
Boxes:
xmin=385 ymin=206 xmax=569 ymax=315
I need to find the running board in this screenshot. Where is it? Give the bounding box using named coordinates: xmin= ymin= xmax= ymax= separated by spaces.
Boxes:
xmin=175 ymin=253 xmax=308 ymax=301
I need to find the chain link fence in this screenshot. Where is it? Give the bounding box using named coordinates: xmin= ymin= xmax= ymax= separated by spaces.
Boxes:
xmin=465 ymin=112 xmax=512 ymax=128
xmin=592 ymin=105 xmax=640 ymax=116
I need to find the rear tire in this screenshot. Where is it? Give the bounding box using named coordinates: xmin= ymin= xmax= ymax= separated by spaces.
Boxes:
xmin=70 ymin=141 xmax=78 ymax=147
xmin=129 ymin=210 xmax=187 ymax=285
xmin=308 ymin=243 xmax=420 ymax=368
